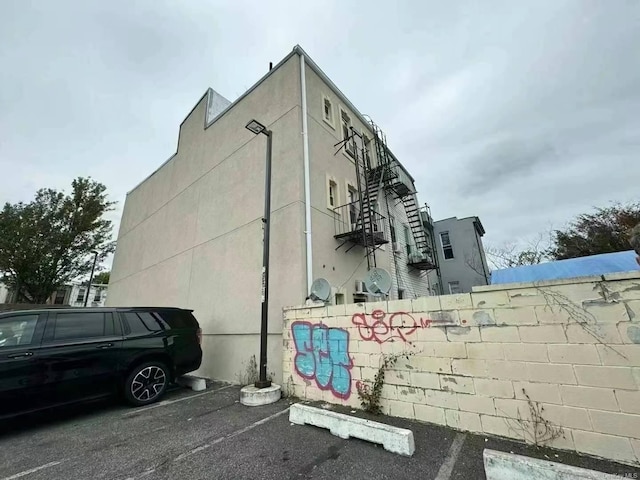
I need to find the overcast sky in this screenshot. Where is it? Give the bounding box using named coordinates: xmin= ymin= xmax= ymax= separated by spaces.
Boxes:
xmin=1 ymin=0 xmax=639 ymax=267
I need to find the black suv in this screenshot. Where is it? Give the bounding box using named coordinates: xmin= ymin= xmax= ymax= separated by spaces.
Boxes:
xmin=0 ymin=307 xmax=202 ymax=418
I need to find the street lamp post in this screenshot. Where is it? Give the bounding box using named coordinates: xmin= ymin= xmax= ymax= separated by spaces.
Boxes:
xmin=245 ymin=119 xmax=273 ymax=389
xmin=84 ymin=251 xmax=99 ymax=307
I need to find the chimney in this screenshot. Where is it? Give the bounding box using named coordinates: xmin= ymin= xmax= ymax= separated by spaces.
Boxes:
xmin=269 ymin=62 xmax=273 ymax=71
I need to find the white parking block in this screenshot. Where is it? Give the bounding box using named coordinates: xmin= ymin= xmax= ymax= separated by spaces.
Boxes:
xmin=289 ymin=403 xmax=415 ymax=456
xmin=483 ymin=449 xmax=620 ymax=480
xmin=176 ymin=375 xmax=207 ymax=392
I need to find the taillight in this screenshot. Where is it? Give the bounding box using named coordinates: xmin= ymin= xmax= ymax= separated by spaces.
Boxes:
xmin=197 ymin=328 xmax=202 ymax=345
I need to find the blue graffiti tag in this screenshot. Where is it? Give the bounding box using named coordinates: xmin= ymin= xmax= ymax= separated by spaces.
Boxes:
xmin=291 ymin=321 xmax=352 ymax=399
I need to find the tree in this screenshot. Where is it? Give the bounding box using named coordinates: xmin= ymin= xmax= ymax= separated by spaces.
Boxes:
xmin=481 ymin=232 xmax=551 ymax=271
xmin=93 ymin=271 xmax=110 ymax=285
xmin=0 ymin=177 xmax=116 ymax=303
xmin=548 ymin=202 xmax=640 ymax=260
xmin=484 ymin=245 xmax=548 ymax=270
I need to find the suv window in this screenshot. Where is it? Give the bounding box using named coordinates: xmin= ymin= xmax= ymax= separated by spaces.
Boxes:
xmin=157 ymin=310 xmax=197 ymax=329
xmin=52 ymin=312 xmax=109 ymax=341
xmin=0 ymin=315 xmax=39 ymax=348
xmin=123 ymin=312 xmax=163 ymax=335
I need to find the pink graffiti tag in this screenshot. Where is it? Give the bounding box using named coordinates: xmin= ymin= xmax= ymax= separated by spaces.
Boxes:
xmin=351 ymin=310 xmax=419 ymax=344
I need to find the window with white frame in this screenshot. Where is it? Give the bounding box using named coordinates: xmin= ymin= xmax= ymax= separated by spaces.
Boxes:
xmin=340 ymin=108 xmax=355 ymax=157
xmin=440 ymin=231 xmax=454 ymax=259
xmin=404 ymin=225 xmax=412 ymax=255
xmin=327 ymin=178 xmax=338 ymax=208
xmin=448 ymin=281 xmax=461 ymax=294
xmin=363 ymin=133 xmax=372 ymax=168
xmin=347 ymin=184 xmax=358 ymax=226
xmin=322 ymin=96 xmax=334 ymax=127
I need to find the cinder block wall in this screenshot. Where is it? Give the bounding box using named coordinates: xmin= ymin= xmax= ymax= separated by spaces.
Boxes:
xmin=282 ymin=272 xmax=640 ymax=466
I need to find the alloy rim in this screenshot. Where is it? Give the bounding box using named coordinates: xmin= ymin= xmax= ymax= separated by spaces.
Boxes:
xmin=131 ymin=366 xmax=166 ymax=402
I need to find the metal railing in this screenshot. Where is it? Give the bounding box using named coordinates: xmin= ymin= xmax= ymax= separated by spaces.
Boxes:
xmin=333 ymin=201 xmax=388 ymax=243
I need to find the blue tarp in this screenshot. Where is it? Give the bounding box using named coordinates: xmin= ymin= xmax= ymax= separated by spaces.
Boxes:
xmin=491 ymin=250 xmax=638 ymax=285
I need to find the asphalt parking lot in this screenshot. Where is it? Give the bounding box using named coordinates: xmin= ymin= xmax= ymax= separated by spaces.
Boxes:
xmin=0 ymin=382 xmax=638 ymax=480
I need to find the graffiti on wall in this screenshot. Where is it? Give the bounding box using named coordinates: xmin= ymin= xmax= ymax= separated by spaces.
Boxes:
xmin=352 ymin=309 xmax=458 ymax=344
xmin=291 ymin=321 xmax=353 ymax=399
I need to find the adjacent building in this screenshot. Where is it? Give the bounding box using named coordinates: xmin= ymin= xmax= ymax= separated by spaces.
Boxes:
xmin=50 ymin=283 xmax=108 ymax=307
xmin=0 ymin=282 xmax=108 ymax=307
xmin=107 ymin=45 xmax=487 ymax=383
xmin=433 ymin=216 xmax=490 ymax=293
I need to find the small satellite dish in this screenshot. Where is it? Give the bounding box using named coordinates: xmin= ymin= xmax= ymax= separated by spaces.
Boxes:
xmin=364 ymin=268 xmax=392 ymax=297
xmin=309 ymin=278 xmax=332 ymax=302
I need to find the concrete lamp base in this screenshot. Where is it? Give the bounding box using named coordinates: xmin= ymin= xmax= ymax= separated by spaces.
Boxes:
xmin=240 ymin=384 xmax=282 ymax=406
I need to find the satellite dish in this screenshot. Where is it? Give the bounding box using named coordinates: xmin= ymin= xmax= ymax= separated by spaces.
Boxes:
xmin=309 ymin=278 xmax=332 ymax=302
xmin=364 ymin=268 xmax=392 ymax=297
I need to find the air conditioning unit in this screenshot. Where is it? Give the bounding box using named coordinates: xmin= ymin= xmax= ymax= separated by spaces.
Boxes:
xmin=409 ymin=251 xmax=433 ymax=264
xmin=408 ymin=251 xmax=425 ymax=263
xmin=345 ymin=141 xmax=357 ymax=157
xmin=392 ymin=242 xmax=402 ymax=254
xmin=354 ymin=280 xmax=367 ymax=294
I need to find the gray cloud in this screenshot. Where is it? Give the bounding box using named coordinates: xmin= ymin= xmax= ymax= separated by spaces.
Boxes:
xmin=1 ymin=0 xmax=639 ymax=266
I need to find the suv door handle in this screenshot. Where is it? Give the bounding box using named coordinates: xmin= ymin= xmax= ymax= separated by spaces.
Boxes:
xmin=96 ymin=343 xmax=114 ymax=349
xmin=7 ymin=352 xmax=33 ymax=358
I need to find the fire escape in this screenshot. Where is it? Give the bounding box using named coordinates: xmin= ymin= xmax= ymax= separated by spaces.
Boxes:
xmin=333 ymin=127 xmax=388 ymax=270
xmin=332 ymin=118 xmax=438 ymax=278
xmin=367 ymin=121 xmax=438 ymax=273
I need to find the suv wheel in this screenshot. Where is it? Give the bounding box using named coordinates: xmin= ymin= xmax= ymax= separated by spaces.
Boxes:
xmin=124 ymin=361 xmax=169 ymax=406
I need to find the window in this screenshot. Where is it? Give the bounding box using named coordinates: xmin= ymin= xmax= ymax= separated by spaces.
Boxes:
xmin=52 ymin=312 xmax=107 ymax=341
xmin=404 ymin=225 xmax=412 ymax=255
xmin=328 ymin=179 xmax=337 ymax=208
xmin=76 ymin=288 xmax=86 ymax=303
xmin=0 ymin=315 xmax=38 ymax=348
xmin=353 ymin=294 xmax=367 ymax=304
xmin=54 ymin=290 xmax=66 ymax=305
xmin=348 ymin=185 xmax=359 ymax=226
xmin=123 ymin=312 xmax=163 ymax=335
xmin=398 ymin=289 xmax=405 ymax=300
xmin=322 ymin=96 xmax=334 ymax=127
xmin=94 ymin=289 xmax=101 ymax=302
xmin=448 ymin=281 xmax=461 ymax=294
xmin=440 ymin=231 xmax=454 ymax=259
xmin=370 ymin=201 xmax=380 ymax=232
xmin=363 ymin=133 xmax=372 ymax=168
xmin=340 ymin=108 xmax=355 ymax=157
xmin=389 ymin=215 xmax=397 ymax=243
xmin=157 ymin=310 xmax=196 ymax=329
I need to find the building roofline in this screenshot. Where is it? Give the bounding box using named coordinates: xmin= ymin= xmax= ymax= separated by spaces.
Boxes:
xmin=433 ymin=215 xmax=486 ymax=235
xmin=127 ymin=49 xmax=299 ymax=195
xmin=292 ymin=45 xmax=415 ymax=183
xmin=128 ymin=44 xmax=415 ymax=195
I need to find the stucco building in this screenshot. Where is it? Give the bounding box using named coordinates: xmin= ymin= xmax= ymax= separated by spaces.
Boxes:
xmin=107 ymin=45 xmax=482 ymax=383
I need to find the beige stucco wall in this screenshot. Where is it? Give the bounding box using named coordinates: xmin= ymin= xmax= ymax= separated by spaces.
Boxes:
xmin=108 ymin=55 xmax=306 ymax=383
xmin=283 ymin=272 xmax=640 ymax=466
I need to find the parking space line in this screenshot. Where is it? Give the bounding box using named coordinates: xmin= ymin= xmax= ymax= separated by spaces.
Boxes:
xmin=173 ymin=407 xmax=290 ymax=462
xmin=122 ymin=384 xmax=235 ymax=417
xmin=434 ymin=433 xmax=466 ymax=480
xmin=1 ymin=461 xmax=62 ymax=480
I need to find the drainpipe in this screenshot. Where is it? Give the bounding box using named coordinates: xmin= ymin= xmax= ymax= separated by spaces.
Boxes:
xmin=300 ymin=54 xmax=313 ymax=293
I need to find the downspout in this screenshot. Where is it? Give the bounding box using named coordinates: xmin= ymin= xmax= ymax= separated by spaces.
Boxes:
xmin=300 ymin=54 xmax=313 ymax=293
